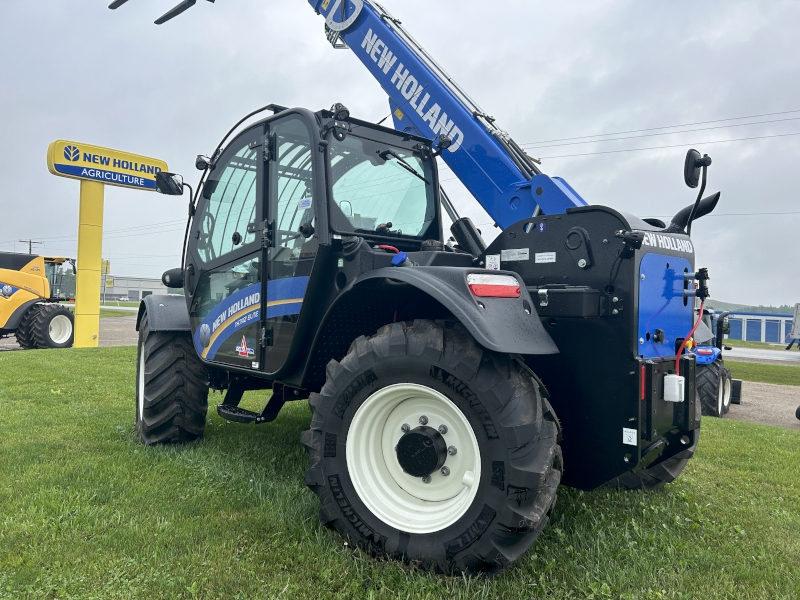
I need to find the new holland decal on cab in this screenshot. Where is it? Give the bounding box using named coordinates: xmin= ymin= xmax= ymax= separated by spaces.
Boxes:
xmin=193 ymin=276 xmax=310 ymax=362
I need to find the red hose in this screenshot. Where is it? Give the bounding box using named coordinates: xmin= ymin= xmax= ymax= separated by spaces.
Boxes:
xmin=675 ymin=300 xmax=705 ymax=376
xmin=378 ymin=245 xmax=400 ymax=254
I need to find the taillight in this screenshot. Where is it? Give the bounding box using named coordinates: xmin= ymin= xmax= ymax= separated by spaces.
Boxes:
xmin=467 ymin=274 xmax=520 ymax=298
xmin=697 ymin=348 xmax=713 ymax=355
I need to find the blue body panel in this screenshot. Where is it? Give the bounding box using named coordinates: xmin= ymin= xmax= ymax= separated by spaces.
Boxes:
xmin=307 ymin=0 xmax=587 ymax=227
xmin=693 ymin=346 xmax=721 ymax=365
xmin=637 ymin=253 xmax=693 ymax=359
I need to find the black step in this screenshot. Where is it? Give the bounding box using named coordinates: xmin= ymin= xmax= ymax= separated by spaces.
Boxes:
xmin=217 ymin=404 xmax=261 ymax=424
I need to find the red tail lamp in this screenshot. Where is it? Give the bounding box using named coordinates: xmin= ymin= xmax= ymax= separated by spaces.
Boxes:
xmin=467 ymin=274 xmax=520 ymax=298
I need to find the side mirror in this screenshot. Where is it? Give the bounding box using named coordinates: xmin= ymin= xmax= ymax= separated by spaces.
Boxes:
xmin=155 ymin=171 xmax=185 ymax=196
xmin=684 ymin=149 xmax=712 ymax=188
xmin=684 ymin=149 xmax=702 ymax=188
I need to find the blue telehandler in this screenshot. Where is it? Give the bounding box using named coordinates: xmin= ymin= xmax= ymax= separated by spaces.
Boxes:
xmin=113 ymin=0 xmax=727 ymax=574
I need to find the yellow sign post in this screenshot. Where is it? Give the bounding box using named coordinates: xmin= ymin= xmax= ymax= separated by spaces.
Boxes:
xmin=47 ymin=141 xmax=168 ymax=347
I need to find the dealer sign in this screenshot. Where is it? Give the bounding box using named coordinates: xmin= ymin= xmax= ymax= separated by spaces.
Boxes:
xmin=47 ymin=140 xmax=168 ymax=191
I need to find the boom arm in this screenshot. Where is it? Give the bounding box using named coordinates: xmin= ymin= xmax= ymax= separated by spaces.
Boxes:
xmin=110 ymin=0 xmax=588 ymax=227
xmin=310 ymin=0 xmax=587 ymax=228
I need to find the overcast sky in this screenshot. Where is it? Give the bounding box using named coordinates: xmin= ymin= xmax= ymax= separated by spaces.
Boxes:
xmin=1 ymin=0 xmax=798 ymax=306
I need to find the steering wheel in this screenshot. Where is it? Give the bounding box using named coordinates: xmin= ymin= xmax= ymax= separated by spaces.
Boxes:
xmin=197 ymin=211 xmax=217 ymax=261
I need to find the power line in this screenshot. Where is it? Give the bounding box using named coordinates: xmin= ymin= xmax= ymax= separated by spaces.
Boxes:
xmin=18 ymin=239 xmax=43 ymax=254
xmin=521 ymin=116 xmax=800 ymax=150
xmin=537 ymin=131 xmax=800 ymax=159
xmin=520 ymin=108 xmax=800 ymax=146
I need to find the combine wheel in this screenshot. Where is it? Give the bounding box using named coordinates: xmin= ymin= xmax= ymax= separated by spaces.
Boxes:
xmin=608 ymin=438 xmax=698 ymax=492
xmin=14 ymin=304 xmax=41 ymax=349
xmin=696 ymin=359 xmax=727 ymax=418
xmin=301 ymin=320 xmax=562 ymax=575
xmin=135 ymin=312 xmax=209 ymax=445
xmin=31 ymin=304 xmax=74 ymax=349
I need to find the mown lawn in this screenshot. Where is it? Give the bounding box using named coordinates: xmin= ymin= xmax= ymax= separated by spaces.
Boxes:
xmin=726 ymin=360 xmax=800 ymax=387
xmin=0 ymin=348 xmax=798 ymax=599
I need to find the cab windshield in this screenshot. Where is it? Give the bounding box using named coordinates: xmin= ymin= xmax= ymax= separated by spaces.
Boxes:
xmin=329 ymin=134 xmax=436 ymax=238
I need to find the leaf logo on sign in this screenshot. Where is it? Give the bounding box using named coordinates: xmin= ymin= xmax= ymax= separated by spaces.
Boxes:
xmin=64 ymin=145 xmax=80 ymax=162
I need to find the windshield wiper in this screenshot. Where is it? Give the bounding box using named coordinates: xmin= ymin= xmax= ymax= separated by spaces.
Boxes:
xmin=378 ymin=149 xmax=430 ymax=184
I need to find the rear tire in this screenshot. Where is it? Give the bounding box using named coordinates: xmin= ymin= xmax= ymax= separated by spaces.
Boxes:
xmin=31 ymin=304 xmax=74 ymax=349
xmin=136 ymin=312 xmax=209 ymax=445
xmin=607 ymin=439 xmax=698 ymax=492
xmin=301 ymin=320 xmax=562 ymax=575
xmin=14 ymin=304 xmax=40 ymax=349
xmin=721 ymin=367 xmax=732 ymax=414
xmin=696 ymin=359 xmax=726 ymax=418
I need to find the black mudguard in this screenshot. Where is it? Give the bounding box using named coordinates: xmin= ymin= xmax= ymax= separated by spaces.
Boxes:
xmin=351 ymin=266 xmax=558 ymax=355
xmin=136 ymin=295 xmax=191 ymax=332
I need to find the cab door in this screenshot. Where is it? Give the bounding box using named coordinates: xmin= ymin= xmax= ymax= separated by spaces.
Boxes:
xmin=187 ymin=125 xmax=266 ymax=370
xmin=261 ymin=114 xmax=320 ymax=374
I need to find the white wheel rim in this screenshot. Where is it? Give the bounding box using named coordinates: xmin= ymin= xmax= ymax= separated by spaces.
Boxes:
xmin=49 ymin=314 xmax=72 ymax=344
xmin=717 ymin=376 xmax=724 ymax=415
xmin=137 ymin=343 xmax=145 ymax=423
xmin=346 ymin=383 xmax=481 ymax=535
xmin=722 ymin=376 xmax=732 ymax=409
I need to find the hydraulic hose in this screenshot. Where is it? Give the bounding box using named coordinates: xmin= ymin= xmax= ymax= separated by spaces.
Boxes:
xmin=675 ymin=300 xmax=705 ymax=377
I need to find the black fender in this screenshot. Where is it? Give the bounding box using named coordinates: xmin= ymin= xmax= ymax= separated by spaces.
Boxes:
xmin=3 ymin=299 xmax=42 ymax=331
xmin=136 ymin=294 xmax=191 ymax=332
xmin=349 ymin=266 xmax=558 ymax=355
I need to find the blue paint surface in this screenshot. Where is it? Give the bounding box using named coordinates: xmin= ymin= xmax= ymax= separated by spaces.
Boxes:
xmin=194 ymin=276 xmax=310 ymax=360
xmin=693 ymin=346 xmax=721 ymax=365
xmin=308 ymin=0 xmax=586 ymax=226
xmin=637 ymin=253 xmax=693 ymax=359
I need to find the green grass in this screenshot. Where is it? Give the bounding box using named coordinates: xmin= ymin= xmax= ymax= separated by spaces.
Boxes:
xmin=63 ymin=306 xmax=135 ymax=318
xmin=726 ymin=360 xmax=800 ymax=387
xmin=725 ymin=339 xmax=788 ymax=350
xmin=101 ymin=302 xmax=140 ymax=308
xmin=1 ymin=348 xmax=799 ymax=599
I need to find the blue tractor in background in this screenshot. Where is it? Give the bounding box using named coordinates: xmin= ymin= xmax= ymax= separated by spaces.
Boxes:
xmin=690 ymin=308 xmax=736 ymax=417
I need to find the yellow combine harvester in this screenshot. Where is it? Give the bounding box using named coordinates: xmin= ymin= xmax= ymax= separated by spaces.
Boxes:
xmin=0 ymin=252 xmax=76 ymax=349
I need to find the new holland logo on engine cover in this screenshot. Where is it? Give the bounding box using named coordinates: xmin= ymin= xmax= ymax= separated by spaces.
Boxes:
xmin=642 ymin=232 xmax=694 ymax=255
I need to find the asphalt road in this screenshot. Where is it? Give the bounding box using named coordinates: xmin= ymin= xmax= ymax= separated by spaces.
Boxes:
xmin=723 ymin=346 xmax=800 ymax=364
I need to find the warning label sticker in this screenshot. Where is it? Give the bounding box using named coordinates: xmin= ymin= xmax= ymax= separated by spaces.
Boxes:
xmin=485 ymin=254 xmax=501 ymax=270
xmin=535 ymin=252 xmax=556 ymax=264
xmin=501 ymin=248 xmax=530 ymax=262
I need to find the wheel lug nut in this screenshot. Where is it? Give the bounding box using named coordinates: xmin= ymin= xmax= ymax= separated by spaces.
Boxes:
xmin=419 ymin=415 xmax=428 ymax=425
xmin=448 ymin=446 xmax=457 ymax=456
xmin=438 ymin=424 xmax=448 ymax=434
xmin=422 ymin=475 xmax=431 ymax=484
xmin=441 ymin=466 xmax=450 ymax=476
xmin=401 ymin=423 xmax=410 ymax=433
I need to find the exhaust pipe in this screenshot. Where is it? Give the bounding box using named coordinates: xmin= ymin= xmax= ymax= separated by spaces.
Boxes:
xmin=666 ymin=192 xmax=721 ymax=233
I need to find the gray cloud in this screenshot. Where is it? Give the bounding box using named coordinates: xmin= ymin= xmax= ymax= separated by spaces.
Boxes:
xmin=1 ymin=0 xmax=797 ymax=305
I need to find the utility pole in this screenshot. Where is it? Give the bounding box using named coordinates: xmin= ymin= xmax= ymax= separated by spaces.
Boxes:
xmin=19 ymin=239 xmax=43 ymax=254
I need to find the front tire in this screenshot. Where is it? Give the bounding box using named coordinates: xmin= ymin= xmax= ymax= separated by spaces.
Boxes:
xmin=136 ymin=312 xmax=209 ymax=445
xmin=301 ymin=320 xmax=562 ymax=575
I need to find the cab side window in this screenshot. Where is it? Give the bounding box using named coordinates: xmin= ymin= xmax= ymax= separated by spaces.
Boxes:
xmin=196 ymin=138 xmax=260 ymax=264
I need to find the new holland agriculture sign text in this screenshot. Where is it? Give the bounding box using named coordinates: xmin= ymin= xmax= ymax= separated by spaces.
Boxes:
xmin=47 ymin=141 xmax=168 ymax=191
